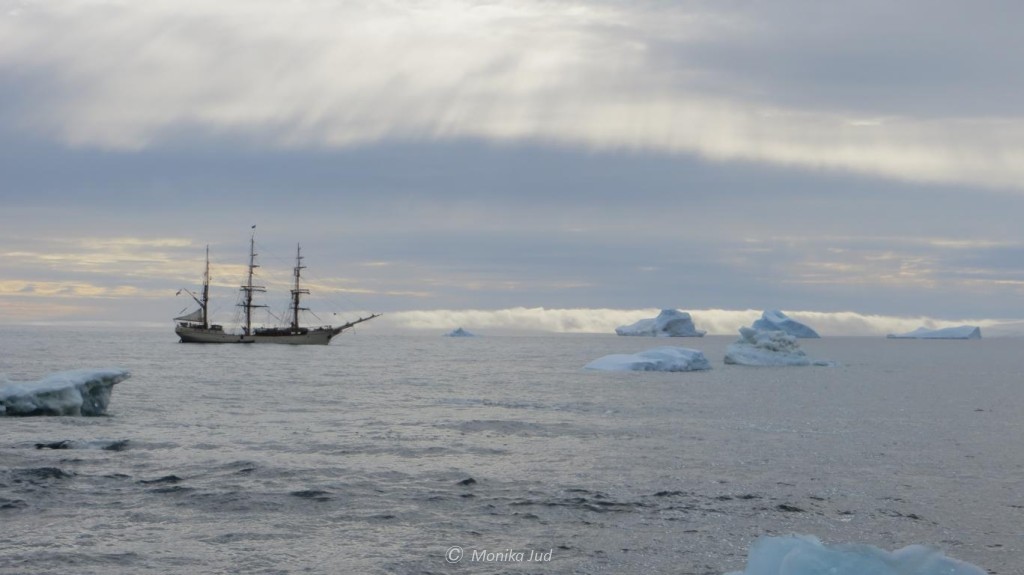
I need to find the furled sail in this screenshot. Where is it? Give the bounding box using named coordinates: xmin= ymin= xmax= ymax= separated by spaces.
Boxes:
xmin=174 ymin=308 xmax=205 ymax=323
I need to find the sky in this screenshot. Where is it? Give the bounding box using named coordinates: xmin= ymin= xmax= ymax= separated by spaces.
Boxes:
xmin=2 ymin=0 xmax=1024 ymax=335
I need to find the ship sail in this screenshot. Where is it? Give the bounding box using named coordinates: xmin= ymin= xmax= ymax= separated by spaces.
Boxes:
xmin=174 ymin=308 xmax=205 ymax=323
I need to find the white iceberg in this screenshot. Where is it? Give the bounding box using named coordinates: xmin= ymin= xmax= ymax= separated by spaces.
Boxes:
xmin=615 ymin=309 xmax=707 ymax=337
xmin=585 ymin=346 xmax=711 ymax=372
xmin=751 ymin=310 xmax=820 ymax=338
xmin=444 ymin=327 xmax=476 ymax=337
xmin=725 ymin=534 xmax=985 ymax=575
xmin=0 ymin=369 xmax=130 ymax=416
xmin=724 ymin=327 xmax=834 ymax=366
xmin=887 ymin=325 xmax=981 ymax=339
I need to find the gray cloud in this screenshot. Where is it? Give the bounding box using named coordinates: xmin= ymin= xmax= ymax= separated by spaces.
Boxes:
xmin=3 ymin=1 xmax=1024 ymax=327
xmin=2 ymin=1 xmax=1024 ymax=188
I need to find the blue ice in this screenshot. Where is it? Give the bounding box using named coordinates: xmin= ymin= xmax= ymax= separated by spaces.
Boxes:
xmin=727 ymin=535 xmax=985 ymax=575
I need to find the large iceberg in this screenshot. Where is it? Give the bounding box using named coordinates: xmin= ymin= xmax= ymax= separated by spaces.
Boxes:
xmin=585 ymin=346 xmax=711 ymax=372
xmin=444 ymin=327 xmax=476 ymax=337
xmin=887 ymin=326 xmax=981 ymax=339
xmin=725 ymin=535 xmax=985 ymax=575
xmin=751 ymin=310 xmax=820 ymax=338
xmin=0 ymin=369 xmax=130 ymax=416
xmin=615 ymin=309 xmax=707 ymax=337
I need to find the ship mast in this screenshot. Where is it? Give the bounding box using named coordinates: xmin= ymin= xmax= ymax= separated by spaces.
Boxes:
xmin=239 ymin=227 xmax=267 ymax=335
xmin=201 ymin=245 xmax=210 ymax=329
xmin=291 ymin=244 xmax=310 ymax=331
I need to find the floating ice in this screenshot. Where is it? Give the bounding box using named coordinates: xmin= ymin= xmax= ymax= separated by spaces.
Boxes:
xmin=725 ymin=535 xmax=986 ymax=575
xmin=444 ymin=327 xmax=476 ymax=337
xmin=0 ymin=369 xmax=130 ymax=416
xmin=36 ymin=439 xmax=130 ymax=450
xmin=724 ymin=327 xmax=834 ymax=366
xmin=887 ymin=326 xmax=981 ymax=339
xmin=585 ymin=346 xmax=711 ymax=372
xmin=751 ymin=310 xmax=820 ymax=338
xmin=615 ymin=309 xmax=707 ymax=337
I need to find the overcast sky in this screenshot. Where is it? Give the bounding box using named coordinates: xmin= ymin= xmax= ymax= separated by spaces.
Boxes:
xmin=2 ymin=1 xmax=1024 ymax=334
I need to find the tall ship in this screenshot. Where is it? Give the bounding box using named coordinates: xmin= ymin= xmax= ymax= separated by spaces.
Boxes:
xmin=175 ymin=231 xmax=379 ymax=344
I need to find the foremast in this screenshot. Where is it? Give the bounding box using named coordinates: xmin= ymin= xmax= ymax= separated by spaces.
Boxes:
xmin=239 ymin=229 xmax=267 ymax=336
xmin=175 ymin=245 xmax=212 ymax=328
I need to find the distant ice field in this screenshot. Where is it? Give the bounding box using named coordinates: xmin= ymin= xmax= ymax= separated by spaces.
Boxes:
xmin=0 ymin=327 xmax=1020 ymax=574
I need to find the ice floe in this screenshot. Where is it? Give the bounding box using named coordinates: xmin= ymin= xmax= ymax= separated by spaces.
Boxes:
xmin=35 ymin=439 xmax=130 ymax=451
xmin=887 ymin=325 xmax=981 ymax=339
xmin=444 ymin=327 xmax=476 ymax=337
xmin=615 ymin=309 xmax=707 ymax=337
xmin=585 ymin=346 xmax=711 ymax=372
xmin=725 ymin=534 xmax=985 ymax=575
xmin=751 ymin=310 xmax=820 ymax=338
xmin=724 ymin=328 xmax=832 ymax=367
xmin=0 ymin=369 xmax=130 ymax=416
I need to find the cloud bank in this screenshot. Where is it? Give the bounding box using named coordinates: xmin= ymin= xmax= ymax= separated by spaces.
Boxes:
xmin=382 ymin=307 xmax=1021 ymax=337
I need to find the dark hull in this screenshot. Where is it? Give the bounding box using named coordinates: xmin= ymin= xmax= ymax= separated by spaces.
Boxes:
xmin=175 ymin=325 xmax=340 ymax=345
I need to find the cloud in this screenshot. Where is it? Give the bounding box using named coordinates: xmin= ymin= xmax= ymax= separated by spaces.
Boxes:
xmin=0 ymin=280 xmax=165 ymax=299
xmin=2 ymin=1 xmax=1024 ymax=189
xmin=381 ymin=307 xmax=1022 ymax=337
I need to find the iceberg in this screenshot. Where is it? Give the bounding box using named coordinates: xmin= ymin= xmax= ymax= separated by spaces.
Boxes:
xmin=751 ymin=310 xmax=820 ymax=338
xmin=444 ymin=327 xmax=476 ymax=337
xmin=615 ymin=309 xmax=707 ymax=337
xmin=585 ymin=346 xmax=711 ymax=372
xmin=724 ymin=327 xmax=833 ymax=366
xmin=725 ymin=535 xmax=985 ymax=575
xmin=0 ymin=369 xmax=130 ymax=416
xmin=887 ymin=325 xmax=981 ymax=339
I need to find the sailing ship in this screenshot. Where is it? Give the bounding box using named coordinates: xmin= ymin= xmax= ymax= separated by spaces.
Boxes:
xmin=175 ymin=231 xmax=379 ymax=344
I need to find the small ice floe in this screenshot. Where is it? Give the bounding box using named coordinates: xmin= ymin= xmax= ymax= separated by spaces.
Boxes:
xmin=444 ymin=327 xmax=476 ymax=337
xmin=615 ymin=309 xmax=707 ymax=337
xmin=725 ymin=534 xmax=985 ymax=575
xmin=0 ymin=369 xmax=130 ymax=416
xmin=724 ymin=328 xmax=832 ymax=367
xmin=585 ymin=346 xmax=711 ymax=372
xmin=35 ymin=439 xmax=130 ymax=451
xmin=887 ymin=325 xmax=981 ymax=339
xmin=751 ymin=310 xmax=820 ymax=338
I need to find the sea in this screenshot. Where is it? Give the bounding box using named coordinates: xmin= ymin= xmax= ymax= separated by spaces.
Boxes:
xmin=1 ymin=326 xmax=1021 ymax=574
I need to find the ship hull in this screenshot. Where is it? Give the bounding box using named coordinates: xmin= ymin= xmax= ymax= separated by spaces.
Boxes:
xmin=175 ymin=325 xmax=341 ymax=345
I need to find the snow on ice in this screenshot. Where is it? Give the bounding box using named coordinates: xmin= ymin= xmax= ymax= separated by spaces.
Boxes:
xmin=585 ymin=346 xmax=712 ymax=372
xmin=0 ymin=369 xmax=130 ymax=416
xmin=725 ymin=535 xmax=985 ymax=575
xmin=615 ymin=309 xmax=707 ymax=337
xmin=724 ymin=327 xmax=833 ymax=367
xmin=751 ymin=310 xmax=820 ymax=338
xmin=887 ymin=326 xmax=981 ymax=339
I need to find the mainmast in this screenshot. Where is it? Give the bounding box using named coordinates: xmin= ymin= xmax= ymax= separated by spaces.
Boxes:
xmin=239 ymin=227 xmax=267 ymax=335
xmin=201 ymin=245 xmax=210 ymax=329
xmin=291 ymin=244 xmax=310 ymax=331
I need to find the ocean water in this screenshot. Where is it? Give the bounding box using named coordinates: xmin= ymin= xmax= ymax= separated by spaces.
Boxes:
xmin=1 ymin=327 xmax=1021 ymax=574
